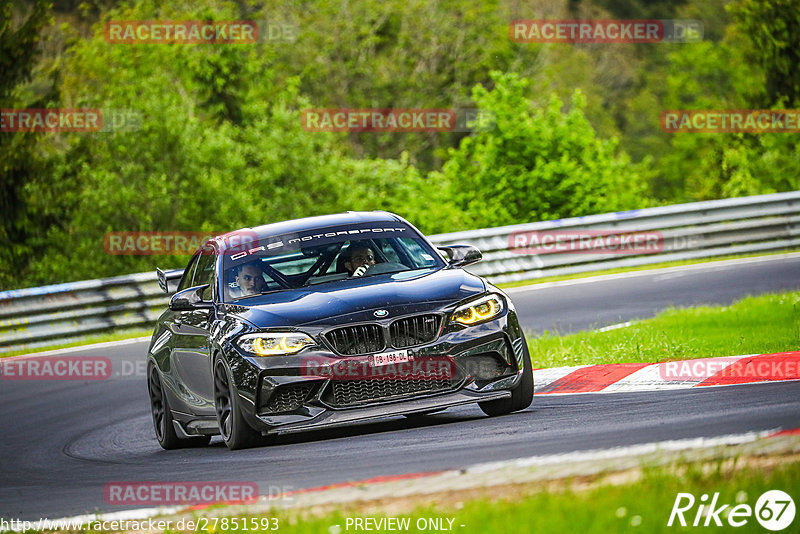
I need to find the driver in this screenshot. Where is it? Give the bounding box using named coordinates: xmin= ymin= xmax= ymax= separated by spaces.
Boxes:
xmin=343 ymin=244 xmax=376 ymax=277
xmin=233 ymin=260 xmax=267 ymax=296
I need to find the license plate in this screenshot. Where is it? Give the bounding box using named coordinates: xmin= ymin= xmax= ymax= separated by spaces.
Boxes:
xmin=369 ymin=350 xmax=410 ymax=367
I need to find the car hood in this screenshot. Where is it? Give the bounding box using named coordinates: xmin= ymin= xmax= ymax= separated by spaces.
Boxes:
xmin=224 ymin=268 xmax=485 ymax=328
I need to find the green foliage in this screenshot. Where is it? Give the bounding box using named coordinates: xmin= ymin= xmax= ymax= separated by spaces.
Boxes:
xmin=18 ymin=0 xmax=456 ymax=283
xmin=2 ymin=0 xmax=799 ymax=288
xmin=727 ymin=0 xmax=800 ymax=107
xmin=436 ymin=72 xmax=651 ymax=229
xmin=0 ymin=2 xmax=51 ymax=100
xmin=263 ymin=0 xmax=543 ymax=172
xmin=620 ymin=1 xmax=800 ymax=203
xmin=0 ymin=1 xmax=54 ymax=289
xmin=655 ymin=32 xmax=800 ymax=201
xmin=582 ymin=0 xmax=690 ymax=19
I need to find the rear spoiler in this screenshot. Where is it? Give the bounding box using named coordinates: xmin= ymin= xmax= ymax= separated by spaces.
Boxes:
xmin=156 ymin=268 xmax=184 ymax=294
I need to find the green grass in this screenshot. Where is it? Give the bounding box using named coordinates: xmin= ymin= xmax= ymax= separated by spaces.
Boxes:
xmin=528 ymin=291 xmax=800 ymax=368
xmin=178 ymin=456 xmax=800 ymax=534
xmin=497 ymin=249 xmax=799 ymax=289
xmin=0 ymin=328 xmax=152 ymax=358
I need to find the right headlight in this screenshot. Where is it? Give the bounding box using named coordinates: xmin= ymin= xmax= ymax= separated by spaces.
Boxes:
xmin=450 ymin=294 xmax=505 ymax=326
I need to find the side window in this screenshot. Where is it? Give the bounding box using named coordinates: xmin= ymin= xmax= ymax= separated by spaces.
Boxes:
xmin=192 ymin=248 xmax=216 ymax=301
xmin=177 ymin=253 xmax=200 ymax=292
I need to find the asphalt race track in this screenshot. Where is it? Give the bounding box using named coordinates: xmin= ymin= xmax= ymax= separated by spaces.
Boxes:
xmin=1 ymin=255 xmax=799 ymax=520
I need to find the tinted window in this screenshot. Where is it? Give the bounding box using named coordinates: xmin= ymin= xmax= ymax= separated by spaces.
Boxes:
xmin=192 ymin=248 xmax=216 ymax=301
xmin=177 ymin=253 xmax=200 ymax=292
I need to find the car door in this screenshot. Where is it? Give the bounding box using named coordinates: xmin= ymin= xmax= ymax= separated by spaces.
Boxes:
xmin=169 ymin=246 xmax=218 ymax=414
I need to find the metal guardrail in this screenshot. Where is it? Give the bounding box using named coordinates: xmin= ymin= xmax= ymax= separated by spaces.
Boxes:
xmin=1 ymin=191 xmax=799 ymax=353
xmin=435 ymin=191 xmax=800 ymax=283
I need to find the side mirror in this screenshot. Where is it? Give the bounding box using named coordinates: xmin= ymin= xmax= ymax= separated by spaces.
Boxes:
xmin=169 ymin=284 xmax=212 ymax=311
xmin=437 ymin=245 xmax=482 ymax=268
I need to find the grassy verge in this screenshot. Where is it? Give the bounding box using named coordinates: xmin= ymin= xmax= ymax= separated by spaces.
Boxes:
xmin=528 ymin=291 xmax=800 ymax=367
xmin=497 ymin=249 xmax=799 ymax=289
xmin=0 ymin=328 xmax=152 ymax=358
xmin=154 ymin=455 xmax=800 ymax=534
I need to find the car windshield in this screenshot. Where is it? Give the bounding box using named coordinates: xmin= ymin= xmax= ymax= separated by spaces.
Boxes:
xmin=221 ymin=222 xmax=445 ymax=301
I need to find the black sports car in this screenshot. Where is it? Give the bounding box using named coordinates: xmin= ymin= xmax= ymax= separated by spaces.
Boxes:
xmin=147 ymin=212 xmax=533 ymax=450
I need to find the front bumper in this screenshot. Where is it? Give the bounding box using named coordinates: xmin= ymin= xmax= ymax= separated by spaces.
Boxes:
xmin=266 ymin=389 xmax=512 ymax=435
xmin=225 ymin=315 xmax=526 ymax=434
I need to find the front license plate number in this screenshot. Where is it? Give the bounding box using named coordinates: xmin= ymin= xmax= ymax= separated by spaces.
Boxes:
xmin=369 ymin=350 xmax=410 ymax=367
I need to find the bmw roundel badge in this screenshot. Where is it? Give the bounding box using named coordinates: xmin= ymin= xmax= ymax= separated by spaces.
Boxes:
xmin=374 ymin=309 xmax=389 ymax=317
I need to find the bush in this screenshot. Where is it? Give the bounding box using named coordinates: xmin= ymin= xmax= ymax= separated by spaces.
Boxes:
xmin=434 ymin=71 xmax=652 ymax=229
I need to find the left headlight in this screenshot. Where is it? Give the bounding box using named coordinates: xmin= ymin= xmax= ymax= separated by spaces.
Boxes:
xmin=235 ymin=332 xmax=314 ymax=356
xmin=451 ymin=294 xmax=505 ymax=326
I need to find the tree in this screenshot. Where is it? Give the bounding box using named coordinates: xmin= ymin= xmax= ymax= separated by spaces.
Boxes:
xmin=0 ymin=1 xmax=54 ymax=288
xmin=262 ymin=0 xmax=544 ymax=173
xmin=650 ymin=1 xmax=800 ymax=201
xmin=434 ymin=71 xmax=652 ymax=229
xmin=728 ymin=0 xmax=800 ymax=107
xmin=18 ymin=0 xmax=452 ymax=284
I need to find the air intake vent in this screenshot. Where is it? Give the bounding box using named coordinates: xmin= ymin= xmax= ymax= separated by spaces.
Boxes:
xmin=262 ymin=383 xmax=315 ymax=413
xmin=325 ymin=378 xmax=453 ymax=407
xmin=324 ymin=324 xmax=386 ymax=355
xmin=390 ymin=314 xmax=440 ymax=348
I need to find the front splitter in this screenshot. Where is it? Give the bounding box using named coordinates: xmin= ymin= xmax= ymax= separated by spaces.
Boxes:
xmin=265 ymin=389 xmax=511 ymax=436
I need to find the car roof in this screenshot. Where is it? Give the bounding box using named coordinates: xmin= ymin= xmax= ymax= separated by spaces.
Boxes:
xmin=211 ymin=211 xmax=405 ymax=251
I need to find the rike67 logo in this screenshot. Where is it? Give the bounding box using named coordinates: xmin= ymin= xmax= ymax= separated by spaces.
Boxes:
xmin=668 ymin=490 xmax=795 ymax=531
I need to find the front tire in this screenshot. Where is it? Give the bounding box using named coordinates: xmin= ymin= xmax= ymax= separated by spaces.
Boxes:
xmin=214 ymin=357 xmax=262 ymax=450
xmin=148 ymin=363 xmax=211 ymax=449
xmin=479 ymin=338 xmax=534 ymax=417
